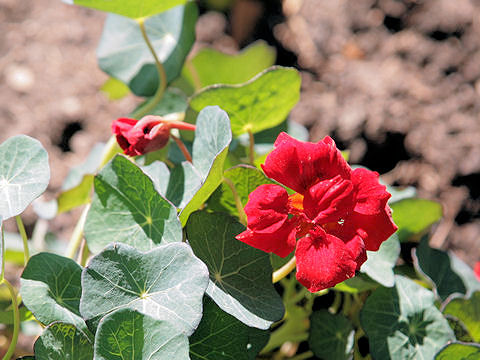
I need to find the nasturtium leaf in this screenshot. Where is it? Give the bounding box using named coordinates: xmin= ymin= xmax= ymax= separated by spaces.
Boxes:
xmin=334 ymin=273 xmax=378 ymax=294
xmin=190 ymin=297 xmax=268 ymax=360
xmin=0 ymin=216 xmax=3 ymax=281
xmin=84 ymin=155 xmax=182 ymax=253
xmin=413 ymin=237 xmax=480 ymax=301
xmin=62 ymin=143 xmax=104 ymax=191
xmin=20 ymin=253 xmax=89 ymax=334
xmin=435 ymin=342 xmax=480 ymax=360
xmin=182 ymin=40 xmax=276 ymax=90
xmin=179 ymin=106 xmax=232 ymax=225
xmin=0 ymin=135 xmax=50 ymax=220
xmin=387 ymin=185 xmax=416 ymax=204
xmin=390 ymin=198 xmax=442 ymax=242
xmin=186 ymin=211 xmax=284 ymax=329
xmin=97 ymin=4 xmax=197 ymax=96
xmin=101 ymin=77 xmax=130 ymax=100
xmin=80 ymin=242 xmax=209 ymax=335
xmin=360 ymin=275 xmax=454 ymax=360
xmin=188 ymin=66 xmax=301 ymax=136
xmin=443 ymin=292 xmax=480 ymax=342
xmin=308 ymin=310 xmax=354 ymax=360
xmin=207 ymin=165 xmax=275 ymax=217
xmin=247 ymin=327 xmax=270 ymax=360
xmin=16 ymin=357 xmax=35 ymax=359
xmin=360 ymin=234 xmax=400 ymax=287
xmin=68 ymin=0 xmax=188 ymax=20
xmin=142 ymin=161 xmax=171 ymax=195
xmin=57 ymin=175 xmax=93 ymax=214
xmin=34 ymin=322 xmax=93 ymax=360
xmin=134 ymin=88 xmax=188 ymax=117
xmin=95 ymin=309 xmax=189 ymax=360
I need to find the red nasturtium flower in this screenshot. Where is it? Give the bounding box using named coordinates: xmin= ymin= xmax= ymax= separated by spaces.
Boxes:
xmin=474 ymin=262 xmax=480 ymax=281
xmin=112 ymin=116 xmax=196 ymax=156
xmin=236 ymin=133 xmax=398 ymax=292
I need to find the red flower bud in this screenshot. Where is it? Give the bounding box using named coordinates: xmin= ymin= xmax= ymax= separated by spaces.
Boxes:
xmin=112 ymin=116 xmax=196 ymax=156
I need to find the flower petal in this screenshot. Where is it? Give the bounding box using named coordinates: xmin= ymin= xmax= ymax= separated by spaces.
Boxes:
xmin=244 ymin=184 xmax=290 ymax=234
xmin=303 ymin=175 xmax=355 ymax=224
xmin=352 ymin=168 xmax=391 ymax=215
xmin=295 ymin=228 xmax=358 ymax=292
xmin=262 ymin=133 xmax=351 ymax=194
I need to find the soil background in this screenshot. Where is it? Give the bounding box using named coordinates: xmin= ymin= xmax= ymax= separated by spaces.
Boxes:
xmin=0 ymin=0 xmax=479 ymax=356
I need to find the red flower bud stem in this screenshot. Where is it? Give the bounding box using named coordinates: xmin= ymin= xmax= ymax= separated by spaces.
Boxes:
xmin=171 ymin=134 xmax=193 ymax=163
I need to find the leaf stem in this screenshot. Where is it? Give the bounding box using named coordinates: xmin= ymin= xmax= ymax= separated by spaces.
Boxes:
xmin=329 ymin=291 xmax=342 ymax=314
xmin=1 ymin=278 xmax=19 ymax=360
xmin=247 ymin=128 xmax=255 ymax=165
xmin=65 ymin=204 xmax=90 ymax=259
xmin=171 ymin=134 xmax=193 ymax=163
xmin=78 ymin=238 xmax=90 ymax=267
xmin=222 ymin=177 xmax=247 ymax=226
xmin=272 ymin=256 xmax=296 ymax=283
xmin=15 ymin=215 xmax=29 ymax=266
xmin=99 ymin=135 xmax=122 ymax=169
xmin=132 ymin=17 xmax=168 ymax=119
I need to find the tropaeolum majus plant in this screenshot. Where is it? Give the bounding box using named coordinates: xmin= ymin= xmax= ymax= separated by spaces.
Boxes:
xmin=0 ymin=1 xmax=479 ymax=360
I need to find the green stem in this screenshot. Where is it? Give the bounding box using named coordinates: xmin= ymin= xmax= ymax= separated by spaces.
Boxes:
xmin=2 ymin=279 xmax=20 ymax=360
xmin=131 ymin=17 xmax=167 ymax=119
xmin=290 ymin=351 xmax=314 ymax=360
xmin=15 ymin=215 xmax=29 ymax=266
xmin=78 ymin=239 xmax=90 ymax=267
xmin=1 ymin=222 xmax=4 ymax=282
xmin=272 ymin=257 xmax=296 ymax=283
xmin=342 ymin=293 xmax=353 ymax=317
xmin=65 ymin=204 xmax=90 ymax=259
xmin=329 ymin=291 xmax=342 ymax=314
xmin=247 ymin=128 xmax=255 ymax=165
xmin=171 ymin=134 xmax=193 ymax=163
xmin=99 ymin=136 xmax=122 ymax=168
xmin=223 ymin=177 xmax=247 ymax=226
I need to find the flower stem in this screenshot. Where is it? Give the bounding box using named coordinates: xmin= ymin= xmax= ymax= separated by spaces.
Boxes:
xmin=65 ymin=204 xmax=90 ymax=259
xmin=223 ymin=177 xmax=247 ymax=226
xmin=247 ymin=128 xmax=255 ymax=165
xmin=272 ymin=256 xmax=296 ymax=283
xmin=171 ymin=134 xmax=193 ymax=163
xmin=1 ymin=278 xmax=19 ymax=360
xmin=132 ymin=17 xmax=167 ymax=119
xmin=15 ymin=215 xmax=29 ymax=266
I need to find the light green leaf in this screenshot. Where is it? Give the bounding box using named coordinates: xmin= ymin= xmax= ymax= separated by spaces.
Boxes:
xmin=34 ymin=322 xmax=93 ymax=360
xmin=308 ymin=310 xmax=354 ymax=360
xmin=101 ymin=77 xmax=130 ymax=100
xmin=62 ymin=143 xmax=104 ymax=190
xmin=95 ymin=309 xmax=189 ymax=360
xmin=443 ymin=292 xmax=480 ymax=342
xmin=186 ymin=211 xmax=284 ymax=329
xmin=190 ymin=297 xmax=268 ymax=360
xmin=133 ymin=88 xmax=188 ymax=117
xmin=70 ymin=0 xmax=188 ymax=19
xmin=179 ymin=106 xmax=232 ymax=225
xmin=413 ymin=237 xmax=480 ymax=301
xmin=80 ymin=242 xmax=209 ymax=335
xmin=334 ymin=274 xmax=379 ymax=294
xmin=142 ymin=161 xmax=171 ymax=195
xmin=97 ymin=4 xmax=197 ymax=96
xmin=20 ymin=253 xmax=89 ymax=334
xmin=57 ymin=175 xmax=93 ymax=214
xmin=360 ymin=275 xmax=454 ymax=360
xmin=0 ymin=135 xmax=50 ymax=220
xmin=391 ymin=198 xmax=442 ymax=242
xmin=182 ymin=40 xmax=275 ymax=90
xmin=435 ymin=342 xmax=480 ymax=360
xmin=360 ymin=234 xmax=400 ymax=287
xmin=188 ymin=66 xmax=301 ymax=136
xmin=207 ymin=165 xmax=275 ymax=217
xmin=84 ymin=155 xmax=182 ymax=253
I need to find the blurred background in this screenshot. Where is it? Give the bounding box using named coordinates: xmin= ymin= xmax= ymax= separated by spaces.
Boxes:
xmin=0 ymin=0 xmax=479 ymax=320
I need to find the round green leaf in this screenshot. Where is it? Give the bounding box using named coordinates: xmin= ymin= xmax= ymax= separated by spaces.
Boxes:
xmin=186 ymin=211 xmax=284 ymax=329
xmin=95 ymin=309 xmax=189 ymax=360
xmin=443 ymin=292 xmax=480 ymax=342
xmin=20 ymin=253 xmax=88 ymax=334
xmin=84 ymin=155 xmax=182 ymax=253
xmin=34 ymin=322 xmax=93 ymax=360
xmin=435 ymin=342 xmax=480 ymax=360
xmin=0 ymin=135 xmax=49 ymax=220
xmin=308 ymin=310 xmax=354 ymax=360
xmin=69 ymin=0 xmax=188 ymax=19
xmin=80 ymin=242 xmax=209 ymax=335
xmin=360 ymin=275 xmax=454 ymax=360
xmin=97 ymin=4 xmax=197 ymax=96
xmin=188 ymin=66 xmax=301 ymax=136
xmin=190 ymin=297 xmax=268 ymax=360
xmin=360 ymin=234 xmax=400 ymax=287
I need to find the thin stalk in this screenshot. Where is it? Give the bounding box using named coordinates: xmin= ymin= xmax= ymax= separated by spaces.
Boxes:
xmin=65 ymin=204 xmax=90 ymax=259
xmin=223 ymin=177 xmax=247 ymax=226
xmin=78 ymin=239 xmax=90 ymax=267
xmin=99 ymin=135 xmax=122 ymax=168
xmin=171 ymin=134 xmax=193 ymax=163
xmin=342 ymin=293 xmax=352 ymax=317
xmin=132 ymin=17 xmax=167 ymax=119
xmin=15 ymin=215 xmax=29 ymax=266
xmin=2 ymin=279 xmax=19 ymax=360
xmin=247 ymin=128 xmax=255 ymax=165
xmin=329 ymin=291 xmax=342 ymax=314
xmin=272 ymin=257 xmax=296 ymax=283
